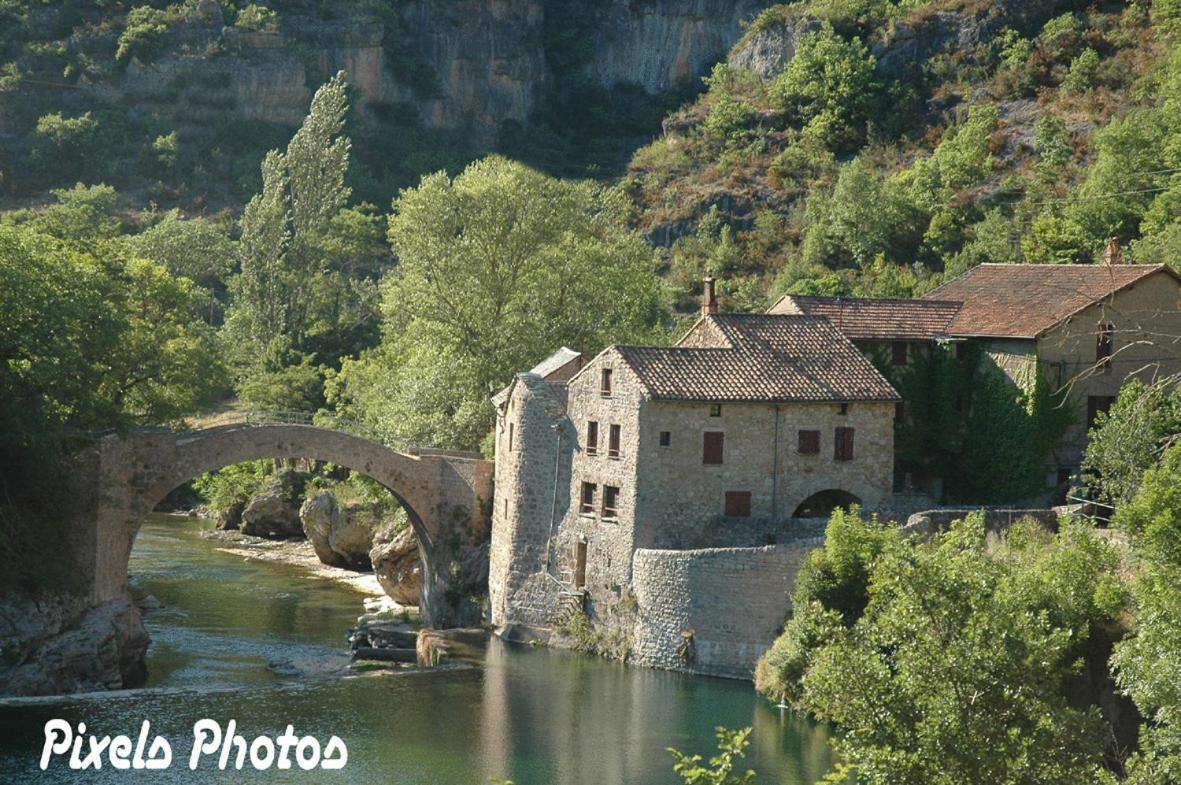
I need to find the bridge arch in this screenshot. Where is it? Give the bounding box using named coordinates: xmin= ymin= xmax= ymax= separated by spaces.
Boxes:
xmin=90 ymin=423 xmax=493 ymax=628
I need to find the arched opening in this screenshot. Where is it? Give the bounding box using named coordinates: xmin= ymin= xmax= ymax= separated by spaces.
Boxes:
xmin=792 ymin=489 xmax=862 ymax=519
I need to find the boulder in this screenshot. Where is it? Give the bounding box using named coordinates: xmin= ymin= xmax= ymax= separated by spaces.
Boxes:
xmin=299 ymin=492 xmax=374 ymax=569
xmin=240 ymin=470 xmax=304 ymax=538
xmin=370 ymin=527 xmax=420 ymax=606
xmin=217 ymin=499 xmax=245 ymax=531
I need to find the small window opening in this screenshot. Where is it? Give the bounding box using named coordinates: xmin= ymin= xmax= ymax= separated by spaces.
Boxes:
xmin=608 ymin=424 xmax=621 ymax=458
xmin=586 ymin=421 xmax=599 ymax=455
xmin=600 ymin=368 xmax=613 ymax=396
xmin=659 ymin=431 xmax=671 ymax=447
xmin=580 ymin=482 xmax=597 ymax=515
xmin=891 ymin=342 xmax=908 ymax=366
xmin=602 ymin=486 xmax=619 ymax=519
xmin=709 ymin=403 xmax=723 ymax=417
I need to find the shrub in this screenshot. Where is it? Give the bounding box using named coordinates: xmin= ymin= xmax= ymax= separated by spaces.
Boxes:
xmin=1060 ymin=48 xmax=1101 ymax=95
xmin=117 ymin=6 xmax=173 ymax=63
xmin=234 ymin=4 xmax=278 ymax=32
xmin=32 ymin=111 xmax=99 ymax=176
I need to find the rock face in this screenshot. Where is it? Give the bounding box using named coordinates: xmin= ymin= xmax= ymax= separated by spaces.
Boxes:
xmin=240 ymin=469 xmax=304 ymax=538
xmin=0 ymin=594 xmax=149 ymax=697
xmin=370 ymin=527 xmax=421 ymax=605
xmin=727 ymin=14 xmax=821 ymax=78
xmin=300 ymin=492 xmax=375 ymax=569
xmin=217 ymin=498 xmax=245 ymax=531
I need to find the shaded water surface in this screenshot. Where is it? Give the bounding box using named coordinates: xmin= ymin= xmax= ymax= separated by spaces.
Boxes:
xmin=0 ymin=514 xmax=832 ymax=784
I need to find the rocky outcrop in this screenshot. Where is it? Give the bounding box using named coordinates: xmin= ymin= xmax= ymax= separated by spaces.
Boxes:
xmin=727 ymin=14 xmax=821 ymax=79
xmin=217 ymin=498 xmax=245 ymax=531
xmin=728 ymin=0 xmax=1065 ymax=81
xmin=0 ymin=594 xmax=149 ymax=697
xmin=300 ymin=491 xmax=375 ymax=569
xmin=370 ymin=527 xmax=421 ymax=605
xmin=240 ymin=469 xmax=305 ymax=538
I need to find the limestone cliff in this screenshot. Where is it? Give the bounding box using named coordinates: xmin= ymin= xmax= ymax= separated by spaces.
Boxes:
xmin=74 ymin=1 xmax=772 ymax=148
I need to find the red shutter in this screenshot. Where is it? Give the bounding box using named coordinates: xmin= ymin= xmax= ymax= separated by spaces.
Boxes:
xmin=703 ymin=432 xmax=724 ymax=465
xmin=724 ymin=491 xmax=752 ymax=517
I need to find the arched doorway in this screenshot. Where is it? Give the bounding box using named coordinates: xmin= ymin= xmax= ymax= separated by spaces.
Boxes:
xmin=792 ymin=489 xmax=861 ymax=518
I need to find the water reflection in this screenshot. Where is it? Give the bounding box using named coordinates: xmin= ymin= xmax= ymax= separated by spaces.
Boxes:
xmin=0 ymin=515 xmax=832 ymax=784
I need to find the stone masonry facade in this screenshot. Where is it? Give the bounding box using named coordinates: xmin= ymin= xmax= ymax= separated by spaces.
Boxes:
xmin=490 ymin=308 xmax=899 ymax=678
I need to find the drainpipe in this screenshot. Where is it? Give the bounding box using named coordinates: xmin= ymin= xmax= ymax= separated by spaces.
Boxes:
xmin=772 ymin=405 xmax=781 ymax=522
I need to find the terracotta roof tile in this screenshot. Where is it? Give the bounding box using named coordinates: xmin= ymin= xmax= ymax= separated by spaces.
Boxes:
xmin=924 ymin=263 xmax=1178 ymax=338
xmin=614 ymin=314 xmax=899 ymax=403
xmin=768 ymin=294 xmax=962 ymax=340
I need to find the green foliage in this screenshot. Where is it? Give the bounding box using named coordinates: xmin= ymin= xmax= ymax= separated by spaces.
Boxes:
xmin=224 ymin=71 xmax=381 ymax=409
xmin=191 ymin=460 xmax=273 ymax=513
xmin=769 ymin=22 xmax=878 ymax=148
xmin=1112 ymin=440 xmax=1181 ymax=782
xmin=234 ymin=4 xmax=277 ymax=32
xmin=1083 ymin=379 xmax=1181 ymax=507
xmin=335 ymin=155 xmax=669 ymax=449
xmin=668 ymin=727 xmax=756 ymax=785
xmin=1061 ymin=47 xmax=1101 ymax=95
xmin=117 ymin=5 xmax=181 ymax=64
xmin=754 ymin=507 xmax=898 ymax=704
xmin=127 ymin=211 xmax=236 ymax=292
xmin=791 ymin=515 xmax=1124 ymax=785
xmin=31 ymin=111 xmax=99 ymax=178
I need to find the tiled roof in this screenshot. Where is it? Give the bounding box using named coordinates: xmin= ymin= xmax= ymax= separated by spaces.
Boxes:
xmin=768 ymin=294 xmax=962 ymax=340
xmin=925 ymin=263 xmax=1179 ymax=339
xmin=615 ymin=314 xmax=899 ymax=403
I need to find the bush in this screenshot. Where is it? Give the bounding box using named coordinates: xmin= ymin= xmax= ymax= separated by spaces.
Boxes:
xmin=235 ymin=4 xmax=277 ymax=32
xmin=117 ymin=6 xmax=174 ymax=63
xmin=1060 ymin=48 xmax=1101 ymax=95
xmin=31 ymin=111 xmax=99 ymax=177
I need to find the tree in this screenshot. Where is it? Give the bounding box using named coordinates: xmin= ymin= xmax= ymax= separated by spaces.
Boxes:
xmin=223 ymin=71 xmax=382 ymax=408
xmin=1112 ymin=441 xmax=1181 ymax=783
xmin=127 ymin=211 xmax=237 ymax=323
xmin=333 ymin=155 xmax=669 ymax=449
xmin=786 ymin=515 xmax=1124 ymax=785
xmin=1083 ymin=378 xmax=1181 ymax=507
xmin=769 ymin=22 xmax=878 ymax=148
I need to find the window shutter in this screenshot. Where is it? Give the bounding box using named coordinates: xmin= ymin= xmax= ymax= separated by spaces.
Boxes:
xmin=586 ymin=421 xmax=598 ymax=454
xmin=835 ymin=427 xmax=855 ymax=461
xmin=724 ymin=491 xmax=752 ymax=517
xmin=798 ymin=430 xmax=820 ymax=454
xmin=703 ymin=432 xmax=724 ymax=465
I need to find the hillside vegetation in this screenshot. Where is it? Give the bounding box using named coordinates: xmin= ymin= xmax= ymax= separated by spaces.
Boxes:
xmin=629 ymin=0 xmax=1181 ymax=310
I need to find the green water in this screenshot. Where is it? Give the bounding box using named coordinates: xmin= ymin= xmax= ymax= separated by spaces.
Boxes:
xmin=0 ymin=515 xmax=832 ymax=784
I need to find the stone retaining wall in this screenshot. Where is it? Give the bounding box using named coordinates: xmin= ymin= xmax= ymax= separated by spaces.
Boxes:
xmin=630 ymin=540 xmax=822 ymax=679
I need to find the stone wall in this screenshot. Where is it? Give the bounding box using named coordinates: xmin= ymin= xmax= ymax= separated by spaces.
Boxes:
xmin=903 ymin=507 xmax=1062 ymax=536
xmin=630 ymin=541 xmax=820 ymax=679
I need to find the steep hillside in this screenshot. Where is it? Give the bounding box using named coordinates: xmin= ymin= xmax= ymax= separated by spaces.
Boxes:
xmin=0 ymin=0 xmax=769 ymax=209
xmin=624 ymin=0 xmax=1179 ymax=311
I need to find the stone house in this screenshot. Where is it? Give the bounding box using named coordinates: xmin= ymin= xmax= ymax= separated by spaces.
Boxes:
xmin=488 ymin=307 xmax=898 ymax=674
xmin=923 ymin=262 xmax=1181 ymax=487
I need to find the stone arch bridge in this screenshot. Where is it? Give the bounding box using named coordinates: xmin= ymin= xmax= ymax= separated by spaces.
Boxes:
xmin=73 ymin=415 xmax=493 ymax=628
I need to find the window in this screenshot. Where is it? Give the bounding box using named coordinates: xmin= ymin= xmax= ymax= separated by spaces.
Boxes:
xmin=724 ymin=491 xmax=752 ymax=517
xmin=600 ymin=368 xmax=613 ymax=396
xmin=834 ymin=427 xmax=855 ymax=461
xmin=891 ymin=342 xmax=908 ymax=366
xmin=709 ymin=403 xmax=723 ymax=417
xmin=602 ymin=486 xmax=619 ymax=519
xmin=703 ymin=431 xmax=725 ymax=465
xmin=798 ymin=429 xmax=820 ymax=455
xmin=608 ymin=424 xmax=621 ymax=458
xmin=586 ymin=421 xmax=599 ymax=455
xmin=1087 ymin=396 xmax=1116 ymax=429
xmin=507 ymin=422 xmax=514 ymax=451
xmin=1096 ymin=322 xmax=1114 ymax=366
xmin=659 ymin=431 xmax=671 ymax=447
xmin=580 ymin=482 xmax=597 ymax=515
xmin=837 ymin=403 xmax=849 ymax=416
xmin=895 ymin=401 xmax=907 ymax=421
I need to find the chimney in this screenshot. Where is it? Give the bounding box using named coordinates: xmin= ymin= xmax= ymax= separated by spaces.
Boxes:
xmin=701 ymin=276 xmax=718 ymax=315
xmin=1103 ymin=237 xmax=1122 ymax=265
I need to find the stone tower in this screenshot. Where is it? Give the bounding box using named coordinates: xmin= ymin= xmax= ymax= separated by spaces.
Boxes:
xmin=489 ymin=372 xmax=574 ymax=629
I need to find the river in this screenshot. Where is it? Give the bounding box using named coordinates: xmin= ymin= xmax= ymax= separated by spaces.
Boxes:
xmin=0 ymin=514 xmax=832 ymax=784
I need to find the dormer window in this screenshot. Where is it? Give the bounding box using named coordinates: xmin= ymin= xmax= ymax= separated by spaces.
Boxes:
xmin=600 ymin=368 xmax=613 ymax=396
